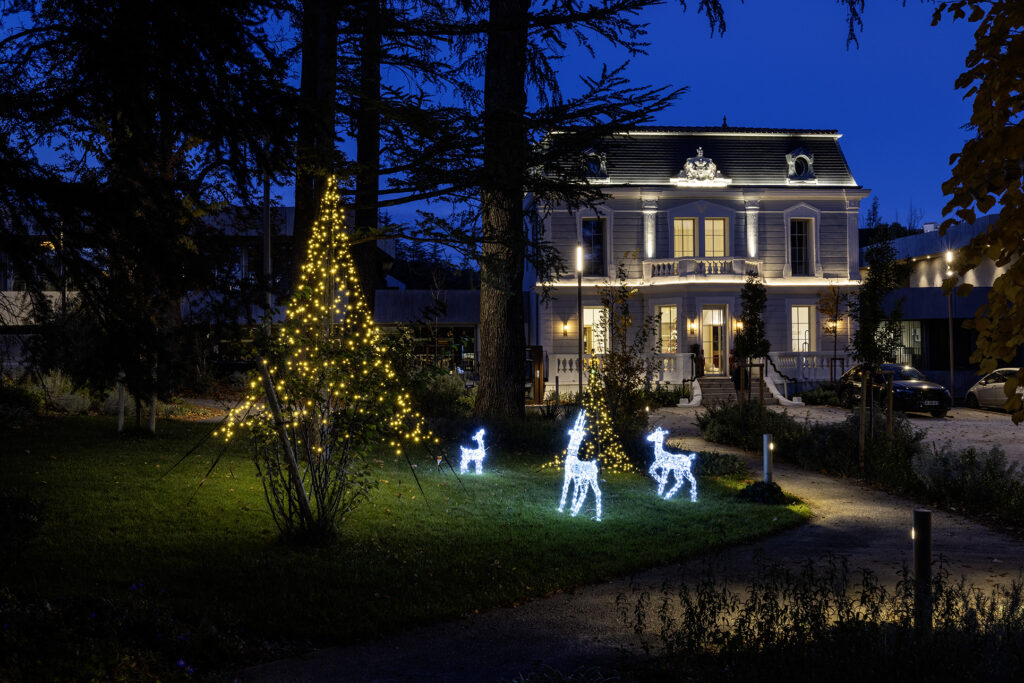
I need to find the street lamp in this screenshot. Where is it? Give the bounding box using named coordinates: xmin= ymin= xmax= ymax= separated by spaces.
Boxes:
xmin=577 ymin=242 xmax=584 ymax=398
xmin=946 ymin=249 xmax=955 ymax=401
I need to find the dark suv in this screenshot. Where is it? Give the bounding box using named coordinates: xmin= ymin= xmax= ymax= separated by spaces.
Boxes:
xmin=838 ymin=363 xmax=952 ymax=418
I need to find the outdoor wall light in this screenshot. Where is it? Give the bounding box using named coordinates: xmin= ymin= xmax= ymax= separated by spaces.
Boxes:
xmin=734 ymin=319 xmax=744 ymax=332
xmin=945 ymin=249 xmax=954 ymax=277
xmin=562 ymin=321 xmax=569 ymax=337
xmin=687 ymin=319 xmax=698 ymax=335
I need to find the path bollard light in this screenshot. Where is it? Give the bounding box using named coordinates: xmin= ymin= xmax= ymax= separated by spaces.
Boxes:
xmin=913 ymin=508 xmax=933 ymax=636
xmin=763 ymin=434 xmax=774 ymax=483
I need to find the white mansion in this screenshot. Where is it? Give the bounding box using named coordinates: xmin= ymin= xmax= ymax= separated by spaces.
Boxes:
xmin=531 ymin=126 xmax=868 ymax=398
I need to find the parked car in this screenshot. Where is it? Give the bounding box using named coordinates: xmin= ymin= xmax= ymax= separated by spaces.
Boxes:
xmin=965 ymin=367 xmax=1022 ymax=410
xmin=838 ymin=363 xmax=952 ymax=418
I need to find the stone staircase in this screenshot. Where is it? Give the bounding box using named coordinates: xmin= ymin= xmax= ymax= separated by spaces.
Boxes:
xmin=697 ymin=376 xmax=779 ymax=406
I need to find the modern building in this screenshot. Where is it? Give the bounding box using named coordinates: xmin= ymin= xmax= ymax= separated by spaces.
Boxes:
xmin=529 ymin=126 xmax=869 ymax=398
xmin=875 ymin=213 xmax=1024 ymax=400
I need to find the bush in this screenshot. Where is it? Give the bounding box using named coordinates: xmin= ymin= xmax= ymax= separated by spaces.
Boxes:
xmin=785 ymin=412 xmax=926 ymax=488
xmin=645 ymin=382 xmax=691 ymax=408
xmin=913 ymin=444 xmax=1024 ymax=523
xmin=737 ymin=481 xmax=787 ymax=504
xmin=696 ymin=402 xmax=808 ymax=453
xmin=0 ymin=382 xmax=44 ymax=424
xmin=24 ymin=371 xmax=93 ymax=415
xmin=798 ymin=381 xmax=842 ymax=406
xmin=411 ymin=370 xmax=471 ymax=419
xmin=618 ymin=556 xmax=1024 ymax=681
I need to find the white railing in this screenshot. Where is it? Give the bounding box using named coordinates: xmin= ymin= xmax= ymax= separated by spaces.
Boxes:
xmin=642 ymin=257 xmax=761 ymax=280
xmin=546 ymin=352 xmax=694 ymax=395
xmin=768 ymin=351 xmax=852 ymax=385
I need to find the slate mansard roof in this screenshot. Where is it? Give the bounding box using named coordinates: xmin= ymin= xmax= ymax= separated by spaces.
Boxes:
xmin=564 ymin=126 xmax=860 ymax=188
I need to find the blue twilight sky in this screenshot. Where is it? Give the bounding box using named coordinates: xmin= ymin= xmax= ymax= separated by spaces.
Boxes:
xmin=548 ymin=0 xmax=978 ymax=227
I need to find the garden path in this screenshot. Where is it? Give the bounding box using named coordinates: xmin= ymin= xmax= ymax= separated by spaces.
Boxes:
xmin=240 ymin=406 xmax=1024 ymax=682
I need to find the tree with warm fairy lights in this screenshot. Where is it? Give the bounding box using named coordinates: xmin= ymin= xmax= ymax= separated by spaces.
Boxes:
xmin=580 ymin=372 xmax=634 ymax=474
xmin=221 ymin=178 xmax=434 ymax=543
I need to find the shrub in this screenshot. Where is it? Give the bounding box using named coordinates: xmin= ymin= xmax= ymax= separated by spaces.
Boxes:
xmin=0 ymin=382 xmax=43 ymax=424
xmin=618 ymin=556 xmax=1024 ymax=681
xmin=798 ymin=381 xmax=842 ymax=406
xmin=737 ymin=481 xmax=787 ymax=504
xmin=410 ymin=370 xmax=471 ymax=419
xmin=24 ymin=371 xmax=93 ymax=415
xmin=645 ymin=382 xmax=691 ymax=408
xmin=784 ymin=412 xmax=926 ymax=488
xmin=913 ymin=444 xmax=1024 ymax=522
xmin=696 ymin=402 xmax=808 ymax=453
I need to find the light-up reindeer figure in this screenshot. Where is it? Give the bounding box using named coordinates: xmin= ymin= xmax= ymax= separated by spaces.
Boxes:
xmin=647 ymin=426 xmax=698 ymax=502
xmin=459 ymin=428 xmax=486 ymax=474
xmin=558 ymin=410 xmax=602 ymax=521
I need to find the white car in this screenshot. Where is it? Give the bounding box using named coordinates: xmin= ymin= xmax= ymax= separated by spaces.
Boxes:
xmin=965 ymin=368 xmax=1022 ymax=410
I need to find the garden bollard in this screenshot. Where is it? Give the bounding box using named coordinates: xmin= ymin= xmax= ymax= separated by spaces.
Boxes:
xmin=913 ymin=508 xmax=932 ymax=636
xmin=763 ymin=434 xmax=773 ymax=483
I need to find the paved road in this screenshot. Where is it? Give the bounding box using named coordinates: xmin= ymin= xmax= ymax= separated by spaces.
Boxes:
xmin=240 ymin=406 xmax=1024 ymax=682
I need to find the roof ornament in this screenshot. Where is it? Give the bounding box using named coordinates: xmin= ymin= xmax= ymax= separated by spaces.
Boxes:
xmin=670 ymin=147 xmax=731 ymax=187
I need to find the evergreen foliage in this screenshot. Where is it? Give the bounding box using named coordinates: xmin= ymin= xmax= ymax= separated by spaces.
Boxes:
xmin=220 ymin=179 xmax=435 ymax=543
xmin=734 ymin=271 xmax=770 ymax=361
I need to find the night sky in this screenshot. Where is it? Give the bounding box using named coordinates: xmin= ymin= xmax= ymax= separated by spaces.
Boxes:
xmin=556 ymin=0 xmax=978 ymax=227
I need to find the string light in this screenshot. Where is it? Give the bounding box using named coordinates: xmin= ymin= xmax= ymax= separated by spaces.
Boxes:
xmin=543 ymin=372 xmax=634 ymax=474
xmin=558 ymin=410 xmax=603 ymax=521
xmin=646 ymin=427 xmax=698 ymax=502
xmin=217 ymin=176 xmax=437 ymax=463
xmin=459 ymin=428 xmax=487 ymax=474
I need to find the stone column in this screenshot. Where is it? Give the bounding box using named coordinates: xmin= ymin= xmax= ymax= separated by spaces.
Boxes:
xmin=642 ymin=197 xmax=658 ymax=260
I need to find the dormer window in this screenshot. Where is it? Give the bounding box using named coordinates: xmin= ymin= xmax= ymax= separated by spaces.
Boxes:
xmin=786 ymin=148 xmax=817 ymax=184
xmin=582 ymin=148 xmax=609 ymax=183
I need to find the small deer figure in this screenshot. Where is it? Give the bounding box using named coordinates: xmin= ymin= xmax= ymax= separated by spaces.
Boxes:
xmin=647 ymin=427 xmax=698 ymax=502
xmin=558 ymin=410 xmax=602 ymax=521
xmin=459 ymin=428 xmax=487 ymax=474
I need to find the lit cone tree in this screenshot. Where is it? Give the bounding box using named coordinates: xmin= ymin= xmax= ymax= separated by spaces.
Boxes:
xmin=546 ymin=370 xmax=633 ymax=474
xmin=581 ymin=371 xmax=634 ymax=473
xmin=221 ymin=178 xmax=434 ymax=543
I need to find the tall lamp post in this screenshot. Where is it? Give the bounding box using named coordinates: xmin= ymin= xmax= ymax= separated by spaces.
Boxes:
xmin=577 ymin=242 xmax=584 ymax=398
xmin=946 ymin=249 xmax=955 ymax=401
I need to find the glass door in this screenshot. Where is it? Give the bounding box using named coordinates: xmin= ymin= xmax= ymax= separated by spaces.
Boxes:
xmin=701 ymin=306 xmax=727 ymax=376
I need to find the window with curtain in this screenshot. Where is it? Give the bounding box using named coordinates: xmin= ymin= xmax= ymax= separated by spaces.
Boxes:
xmin=673 ymin=218 xmax=695 ymax=257
xmin=791 ymin=305 xmax=812 ymax=352
xmin=583 ymin=306 xmax=607 ymax=354
xmin=704 ymin=217 xmax=726 ymax=257
xmin=656 ymin=305 xmax=678 ymax=353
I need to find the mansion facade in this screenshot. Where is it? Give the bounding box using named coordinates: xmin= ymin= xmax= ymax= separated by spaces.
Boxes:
xmin=532 ymin=126 xmax=869 ymax=396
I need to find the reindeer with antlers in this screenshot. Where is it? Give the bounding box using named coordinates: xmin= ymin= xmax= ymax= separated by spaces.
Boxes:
xmin=557 ymin=410 xmax=602 ymax=521
xmin=459 ymin=428 xmax=487 ymax=474
xmin=647 ymin=426 xmax=698 ymax=502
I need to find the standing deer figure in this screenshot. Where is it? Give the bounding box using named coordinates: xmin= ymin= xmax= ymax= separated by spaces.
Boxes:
xmin=459 ymin=428 xmax=487 ymax=474
xmin=558 ymin=410 xmax=602 ymax=521
xmin=647 ymin=426 xmax=698 ymax=501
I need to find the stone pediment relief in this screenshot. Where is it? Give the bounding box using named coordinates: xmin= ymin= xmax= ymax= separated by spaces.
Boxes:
xmin=670 ymin=147 xmax=732 ymax=187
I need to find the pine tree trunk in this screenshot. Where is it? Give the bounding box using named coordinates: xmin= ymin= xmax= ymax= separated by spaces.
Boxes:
xmin=293 ymin=0 xmax=339 ymax=291
xmin=475 ymin=0 xmax=530 ymax=420
xmin=352 ymin=0 xmax=383 ymax=313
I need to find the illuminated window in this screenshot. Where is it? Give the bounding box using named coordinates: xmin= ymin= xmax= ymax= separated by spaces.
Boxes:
xmin=791 ymin=305 xmax=813 ymax=352
xmin=656 ymin=305 xmax=678 ymax=354
xmin=581 ymin=218 xmax=606 ymax=277
xmin=704 ymin=218 xmax=727 ymax=257
xmin=583 ymin=306 xmax=607 ymax=355
xmin=790 ymin=219 xmax=810 ymax=276
xmin=673 ymin=218 xmax=695 ymax=257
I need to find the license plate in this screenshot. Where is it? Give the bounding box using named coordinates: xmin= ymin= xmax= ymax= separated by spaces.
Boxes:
xmin=923 ymin=400 xmax=939 ymax=406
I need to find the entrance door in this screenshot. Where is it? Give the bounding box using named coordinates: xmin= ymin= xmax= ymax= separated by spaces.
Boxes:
xmin=701 ymin=306 xmax=727 ymax=376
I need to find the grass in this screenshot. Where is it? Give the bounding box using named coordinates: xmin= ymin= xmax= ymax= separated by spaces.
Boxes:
xmin=1 ymin=415 xmax=808 ymax=680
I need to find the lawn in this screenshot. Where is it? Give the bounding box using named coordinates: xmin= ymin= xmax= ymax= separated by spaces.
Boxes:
xmin=1 ymin=415 xmax=808 ymax=680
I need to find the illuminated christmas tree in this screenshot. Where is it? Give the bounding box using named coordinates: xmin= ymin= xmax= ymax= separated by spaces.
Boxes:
xmin=545 ymin=370 xmax=634 ymax=474
xmin=221 ymin=177 xmax=434 ymax=542
xmin=581 ymin=372 xmax=634 ymax=473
